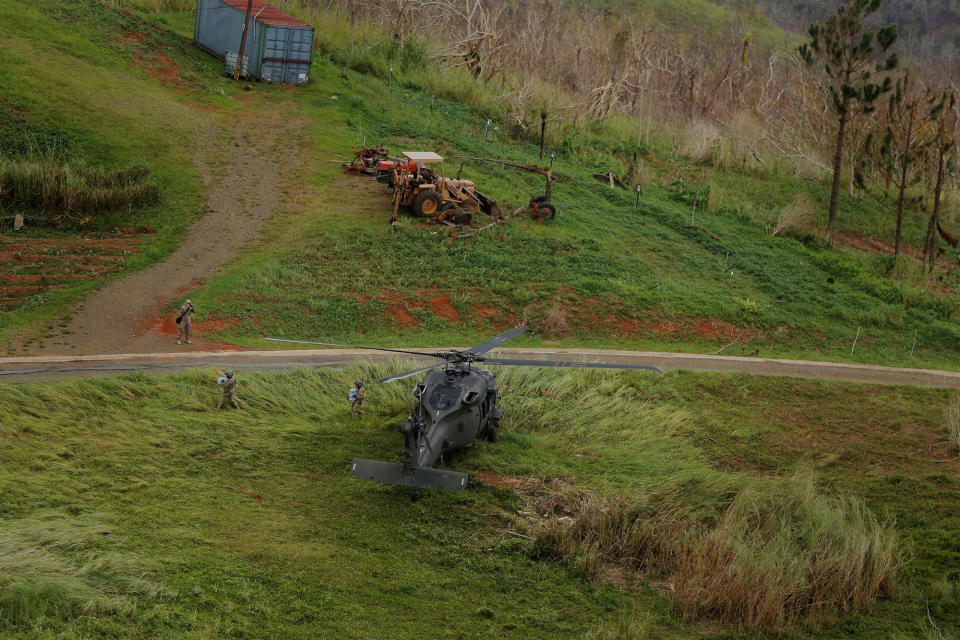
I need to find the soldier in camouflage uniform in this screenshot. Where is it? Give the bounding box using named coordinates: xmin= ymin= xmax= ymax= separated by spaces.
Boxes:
xmin=351 ymin=379 xmax=365 ymax=419
xmin=177 ymin=299 xmax=196 ymax=345
xmin=217 ymin=369 xmax=241 ymax=409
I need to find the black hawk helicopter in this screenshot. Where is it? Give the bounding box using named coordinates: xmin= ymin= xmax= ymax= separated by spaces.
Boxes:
xmin=266 ymin=329 xmax=662 ymax=499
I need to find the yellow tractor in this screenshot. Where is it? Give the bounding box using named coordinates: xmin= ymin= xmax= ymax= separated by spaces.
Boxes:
xmin=390 ymin=152 xmax=501 ymax=224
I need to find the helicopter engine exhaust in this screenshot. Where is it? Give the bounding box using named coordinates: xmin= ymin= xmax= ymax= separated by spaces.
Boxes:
xmin=349 ymin=458 xmax=468 ymax=492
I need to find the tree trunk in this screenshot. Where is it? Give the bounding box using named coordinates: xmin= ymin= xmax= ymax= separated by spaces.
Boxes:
xmin=924 ymin=143 xmax=947 ymax=273
xmin=894 ymin=109 xmax=916 ymax=257
xmin=827 ymin=114 xmax=848 ymax=246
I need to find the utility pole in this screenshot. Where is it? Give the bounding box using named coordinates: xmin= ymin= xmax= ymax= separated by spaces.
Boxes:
xmin=233 ymin=0 xmax=254 ymax=81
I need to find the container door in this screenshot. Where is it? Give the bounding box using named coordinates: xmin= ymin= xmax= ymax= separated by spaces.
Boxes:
xmin=285 ymin=28 xmax=313 ymax=84
xmin=260 ymin=25 xmax=287 ymax=84
xmin=260 ymin=25 xmax=312 ymax=84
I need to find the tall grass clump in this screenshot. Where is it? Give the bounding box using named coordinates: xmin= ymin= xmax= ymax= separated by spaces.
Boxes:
xmin=0 ymin=511 xmax=161 ymax=624
xmin=946 ymin=393 xmax=960 ymax=455
xmin=0 ymin=157 xmax=158 ymax=226
xmin=529 ymin=474 xmax=899 ymax=630
xmin=771 ymin=192 xmax=817 ymax=236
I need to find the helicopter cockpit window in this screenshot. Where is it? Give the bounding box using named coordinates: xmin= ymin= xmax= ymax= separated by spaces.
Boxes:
xmin=430 ymin=385 xmax=459 ymax=410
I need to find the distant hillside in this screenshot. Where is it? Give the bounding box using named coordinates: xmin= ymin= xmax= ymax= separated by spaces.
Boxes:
xmin=717 ymin=0 xmax=960 ymax=65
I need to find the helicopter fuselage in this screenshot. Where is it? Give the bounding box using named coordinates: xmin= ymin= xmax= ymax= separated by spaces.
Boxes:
xmin=400 ymin=365 xmax=501 ymax=471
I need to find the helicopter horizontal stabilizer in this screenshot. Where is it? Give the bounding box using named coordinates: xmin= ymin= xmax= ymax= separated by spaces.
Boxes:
xmin=349 ymin=458 xmax=469 ymax=492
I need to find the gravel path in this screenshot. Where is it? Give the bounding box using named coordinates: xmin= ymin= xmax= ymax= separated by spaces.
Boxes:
xmin=1 ymin=348 xmax=958 ymax=388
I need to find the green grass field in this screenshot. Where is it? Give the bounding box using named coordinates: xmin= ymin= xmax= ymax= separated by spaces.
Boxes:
xmin=1 ymin=0 xmax=958 ymax=369
xmin=2 ymin=4 xmax=960 ymax=636
xmin=0 ymin=367 xmax=957 ymax=638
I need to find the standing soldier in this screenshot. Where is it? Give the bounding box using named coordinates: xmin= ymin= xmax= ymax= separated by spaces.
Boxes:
xmin=217 ymin=370 xmax=241 ymax=409
xmin=350 ymin=379 xmax=365 ymax=419
xmin=177 ymin=299 xmax=196 ymax=345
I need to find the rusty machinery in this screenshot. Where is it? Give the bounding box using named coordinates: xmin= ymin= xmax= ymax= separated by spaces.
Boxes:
xmin=389 ymin=152 xmax=501 ymax=225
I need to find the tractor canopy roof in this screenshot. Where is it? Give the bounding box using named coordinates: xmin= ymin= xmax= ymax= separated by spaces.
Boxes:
xmin=402 ymin=151 xmax=444 ymax=163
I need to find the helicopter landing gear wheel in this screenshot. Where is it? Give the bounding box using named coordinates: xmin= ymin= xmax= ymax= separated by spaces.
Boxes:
xmin=485 ymin=424 xmax=498 ymax=443
xmin=410 ymin=488 xmax=420 ymax=502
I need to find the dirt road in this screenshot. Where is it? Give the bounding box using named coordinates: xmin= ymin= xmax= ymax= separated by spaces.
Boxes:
xmin=2 ymin=347 xmax=958 ymax=387
xmin=32 ymin=106 xmax=307 ymax=356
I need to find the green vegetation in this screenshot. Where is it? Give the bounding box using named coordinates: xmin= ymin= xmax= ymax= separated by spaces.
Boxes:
xmin=2 ymin=0 xmax=958 ymax=371
xmin=0 ymin=0 xmax=236 ymax=343
xmin=0 ymin=158 xmax=158 ymax=226
xmin=0 ymin=366 xmax=957 ymax=637
xmin=191 ymin=63 xmax=960 ymax=368
xmin=0 ymin=512 xmax=161 ymax=625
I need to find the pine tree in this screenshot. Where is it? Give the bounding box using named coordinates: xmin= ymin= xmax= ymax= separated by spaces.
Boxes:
xmin=799 ymin=0 xmax=898 ymax=246
xmin=922 ymin=91 xmax=958 ymax=273
xmin=856 ymin=71 xmax=933 ymax=256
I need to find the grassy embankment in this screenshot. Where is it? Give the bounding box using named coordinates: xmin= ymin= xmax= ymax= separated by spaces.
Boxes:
xmin=0 ymin=366 xmax=957 ymax=638
xmin=166 ymin=18 xmax=959 ymax=368
xmin=2 ymin=0 xmax=957 ymax=369
xmin=0 ymin=0 xmax=249 ymax=348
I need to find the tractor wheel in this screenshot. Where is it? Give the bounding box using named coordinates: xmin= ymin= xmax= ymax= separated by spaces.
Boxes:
xmin=413 ymin=189 xmax=442 ymax=217
xmin=454 ymin=211 xmax=473 ymax=225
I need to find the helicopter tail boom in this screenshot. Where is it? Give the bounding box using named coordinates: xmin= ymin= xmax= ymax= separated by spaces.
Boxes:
xmin=349 ymin=458 xmax=468 ymax=492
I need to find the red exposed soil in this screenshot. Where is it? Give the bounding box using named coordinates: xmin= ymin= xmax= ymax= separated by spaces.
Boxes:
xmin=386 ymin=306 xmax=417 ymax=327
xmin=120 ymin=31 xmax=148 ymax=44
xmin=0 ymin=285 xmax=66 ymax=294
xmin=371 ymin=289 xmax=483 ymax=329
xmin=0 ymin=252 xmax=126 ymax=264
xmin=145 ymin=313 xmax=251 ymax=337
xmin=429 ymin=295 xmax=460 ymax=322
xmin=0 ymin=273 xmax=98 ymax=284
xmin=0 ymin=232 xmax=148 ymax=316
xmin=132 ymin=51 xmax=180 ymax=84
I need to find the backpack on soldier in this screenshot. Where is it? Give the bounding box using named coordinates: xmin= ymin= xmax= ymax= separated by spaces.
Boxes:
xmin=348 ymin=388 xmax=358 ymax=402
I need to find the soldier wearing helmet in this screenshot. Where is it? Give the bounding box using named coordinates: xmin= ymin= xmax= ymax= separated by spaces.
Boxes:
xmin=351 ymin=379 xmax=365 ymax=419
xmin=217 ymin=369 xmax=241 ymax=409
xmin=177 ymin=299 xmax=196 ymax=345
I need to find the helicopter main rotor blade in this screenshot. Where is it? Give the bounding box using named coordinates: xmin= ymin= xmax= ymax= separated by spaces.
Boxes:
xmin=379 ymin=364 xmax=439 ymax=384
xmin=264 ymin=337 xmax=442 ymax=359
xmin=481 ymin=357 xmax=663 ymax=374
xmin=467 ymin=328 xmax=527 ymax=356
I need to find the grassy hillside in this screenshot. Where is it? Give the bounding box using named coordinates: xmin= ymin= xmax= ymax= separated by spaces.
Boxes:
xmin=186 ymin=66 xmax=960 ymax=368
xmin=0 ymin=367 xmax=957 ymax=637
xmin=0 ymin=0 xmax=245 ymax=346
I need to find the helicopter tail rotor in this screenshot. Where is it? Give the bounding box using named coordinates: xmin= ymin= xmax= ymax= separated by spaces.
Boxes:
xmin=349 ymin=458 xmax=468 ymax=493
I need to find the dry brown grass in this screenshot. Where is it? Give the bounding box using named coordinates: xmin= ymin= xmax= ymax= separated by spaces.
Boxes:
xmin=771 ymin=192 xmax=817 ymax=236
xmin=525 ymin=475 xmax=899 ymax=630
xmin=947 ymin=394 xmax=960 ymax=455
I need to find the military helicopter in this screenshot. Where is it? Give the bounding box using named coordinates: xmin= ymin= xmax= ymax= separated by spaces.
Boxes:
xmin=266 ymin=329 xmax=662 ymax=500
